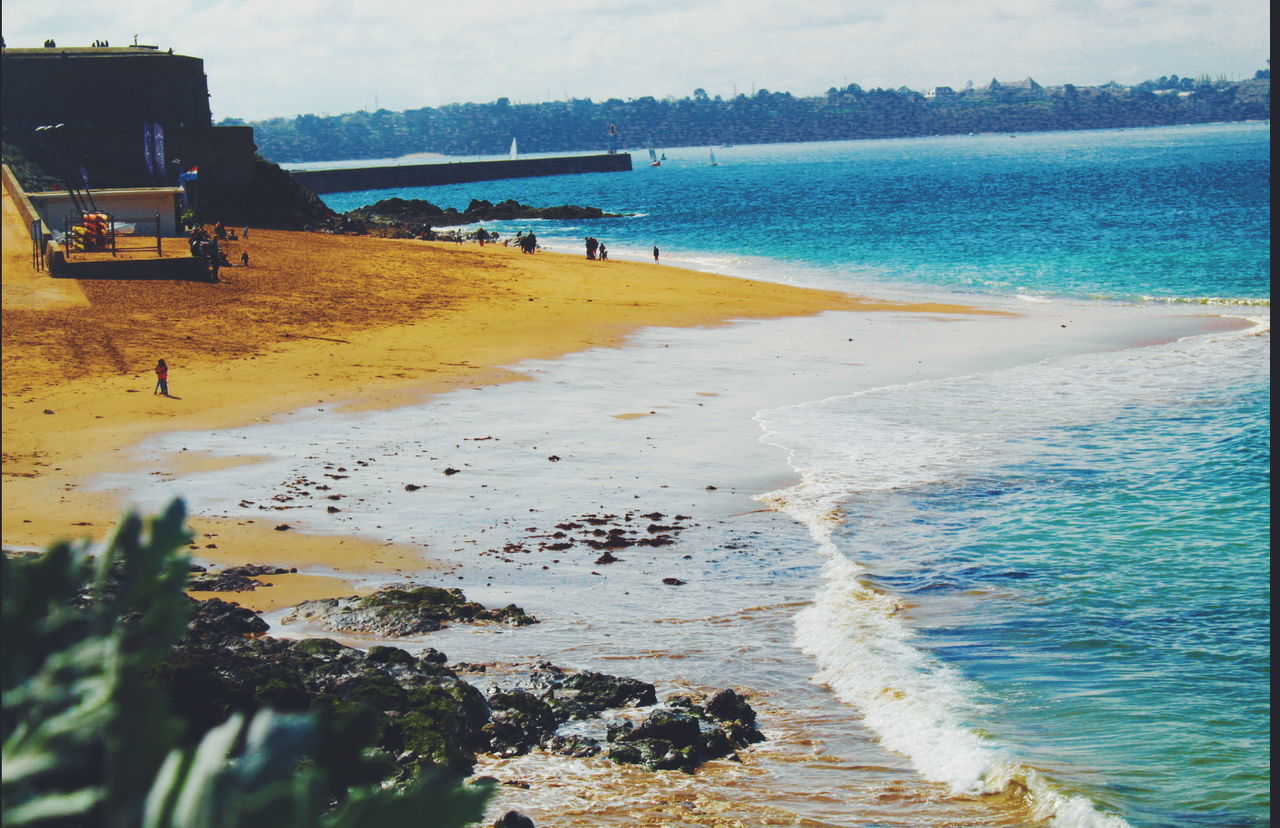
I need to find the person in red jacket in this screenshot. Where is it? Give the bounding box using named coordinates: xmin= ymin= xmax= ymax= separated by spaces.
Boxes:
xmin=154 ymin=359 xmax=169 ymax=396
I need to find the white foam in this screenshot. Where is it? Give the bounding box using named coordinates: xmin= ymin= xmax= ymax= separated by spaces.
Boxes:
xmin=756 ymin=319 xmax=1269 ymax=825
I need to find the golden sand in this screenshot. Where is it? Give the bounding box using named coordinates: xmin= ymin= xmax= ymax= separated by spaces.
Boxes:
xmin=2 ymin=222 xmax=990 ymax=603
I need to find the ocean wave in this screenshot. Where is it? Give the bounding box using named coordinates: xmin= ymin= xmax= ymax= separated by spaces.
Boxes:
xmin=754 ymin=321 xmax=1268 ymax=826
xmin=1140 ymin=295 xmax=1270 ymax=307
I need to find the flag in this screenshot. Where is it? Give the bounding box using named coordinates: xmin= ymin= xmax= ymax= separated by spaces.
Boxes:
xmin=152 ymin=123 xmax=166 ymax=184
xmin=143 ymin=122 xmax=154 ymax=178
xmin=178 ymin=166 xmax=199 ymax=183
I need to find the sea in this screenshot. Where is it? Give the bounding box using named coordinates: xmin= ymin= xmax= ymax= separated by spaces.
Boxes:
xmin=122 ymin=122 xmax=1268 ymax=826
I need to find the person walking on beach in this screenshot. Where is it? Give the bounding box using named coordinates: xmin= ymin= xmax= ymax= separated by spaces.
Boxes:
xmin=585 ymin=237 xmax=598 ymax=259
xmin=653 ymin=245 xmax=660 ymax=263
xmin=241 ymin=251 xmax=249 ymax=267
xmin=154 ymin=359 xmax=169 ymax=396
xmin=598 ymin=243 xmax=608 ymax=261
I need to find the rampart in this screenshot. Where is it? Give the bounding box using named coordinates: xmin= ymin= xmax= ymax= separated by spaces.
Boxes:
xmin=289 ymin=153 xmax=633 ymax=194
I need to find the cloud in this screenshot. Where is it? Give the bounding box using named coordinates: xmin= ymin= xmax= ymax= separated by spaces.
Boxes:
xmin=3 ymin=0 xmax=1268 ymax=119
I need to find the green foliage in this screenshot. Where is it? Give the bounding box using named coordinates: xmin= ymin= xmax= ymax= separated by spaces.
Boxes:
xmin=1 ymin=500 xmax=493 ymax=828
xmin=243 ymin=73 xmax=1270 ymax=164
xmin=1 ymin=141 xmax=61 ymax=191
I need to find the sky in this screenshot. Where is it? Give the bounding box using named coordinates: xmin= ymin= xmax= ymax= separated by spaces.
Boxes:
xmin=3 ymin=0 xmax=1270 ymax=121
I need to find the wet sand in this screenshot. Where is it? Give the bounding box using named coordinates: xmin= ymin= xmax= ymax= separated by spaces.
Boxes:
xmin=1 ymin=225 xmax=986 ymax=601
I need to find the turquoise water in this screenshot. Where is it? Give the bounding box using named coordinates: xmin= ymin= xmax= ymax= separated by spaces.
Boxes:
xmin=318 ymin=122 xmax=1271 ymax=825
xmin=321 ymin=122 xmax=1270 ymax=305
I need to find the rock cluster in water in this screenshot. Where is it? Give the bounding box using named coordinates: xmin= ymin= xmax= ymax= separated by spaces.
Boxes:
xmin=154 ymin=587 xmax=766 ymax=801
xmin=341 ymin=197 xmax=628 ymax=237
xmin=281 ymin=584 xmax=539 ymax=636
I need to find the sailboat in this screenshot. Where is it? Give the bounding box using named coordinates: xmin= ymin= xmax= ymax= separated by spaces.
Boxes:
xmin=510 ymin=138 xmax=518 ymax=160
xmin=708 ymin=147 xmax=718 ymax=166
xmin=647 ymin=139 xmax=660 ymax=167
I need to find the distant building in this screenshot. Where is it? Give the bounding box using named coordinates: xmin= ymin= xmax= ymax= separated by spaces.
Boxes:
xmin=925 ymin=86 xmax=957 ymax=99
xmin=979 ymin=77 xmax=1045 ymax=99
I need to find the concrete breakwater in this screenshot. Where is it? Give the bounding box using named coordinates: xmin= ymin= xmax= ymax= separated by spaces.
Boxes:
xmin=289 ymin=153 xmax=633 ymax=194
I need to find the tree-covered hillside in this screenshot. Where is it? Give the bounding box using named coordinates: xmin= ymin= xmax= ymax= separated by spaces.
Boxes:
xmin=229 ymin=73 xmax=1271 ymax=164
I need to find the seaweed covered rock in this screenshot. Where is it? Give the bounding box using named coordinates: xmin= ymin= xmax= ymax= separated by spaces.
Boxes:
xmin=558 ymin=671 xmax=656 ymax=711
xmin=281 ymin=585 xmax=538 ymax=636
xmin=482 ymin=689 xmax=560 ymax=757
xmin=621 ymin=708 xmax=701 ymax=747
xmin=704 ymin=688 xmax=765 ymax=747
xmin=183 ymin=595 xmax=269 ymax=641
xmin=391 ymin=680 xmax=492 ymax=775
xmin=602 ymin=688 xmax=766 ymax=772
xmin=346 ymin=196 xmax=627 ymax=230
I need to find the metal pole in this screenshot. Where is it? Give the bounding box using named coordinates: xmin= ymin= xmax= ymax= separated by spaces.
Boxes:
xmin=155 ymin=213 xmax=162 ymax=257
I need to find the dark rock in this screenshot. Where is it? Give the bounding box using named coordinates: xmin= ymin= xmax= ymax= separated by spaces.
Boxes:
xmin=418 ymin=647 xmax=449 ymax=664
xmin=540 ymin=733 xmax=601 ymax=758
xmin=482 ymin=689 xmax=559 ymax=755
xmin=606 ymin=742 xmax=644 ymax=764
xmin=705 ymin=688 xmax=757 ymax=726
xmin=366 ymin=645 xmax=418 ymax=667
xmin=291 ymin=637 xmax=355 ymax=659
xmin=723 ymin=721 xmax=766 ymax=747
xmin=281 ymin=585 xmax=538 ymax=637
xmin=605 ymin=719 xmax=633 ymax=743
xmin=607 ymin=738 xmax=697 ymax=772
xmin=382 ymin=678 xmax=492 ymax=775
xmin=561 ymin=671 xmax=656 ymax=711
xmin=185 ymin=596 xmax=269 ymax=640
xmin=493 ymin=811 xmax=536 ymax=828
xmin=699 ymin=727 xmax=737 ymax=761
xmin=621 ymin=709 xmax=701 ymax=748
xmin=662 ymin=578 xmax=686 ymax=586
xmin=188 ymin=573 xmax=262 ymax=592
xmin=593 ymin=551 xmax=618 ymax=565
xmin=222 ymin=564 xmax=290 ymax=577
xmin=546 ymin=698 xmax=594 ymax=722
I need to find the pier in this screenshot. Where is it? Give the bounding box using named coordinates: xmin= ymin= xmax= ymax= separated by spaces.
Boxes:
xmin=289 ymin=153 xmax=633 ymax=194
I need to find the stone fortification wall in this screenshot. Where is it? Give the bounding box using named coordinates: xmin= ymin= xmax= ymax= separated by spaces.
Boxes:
xmin=1 ymin=47 xmax=212 ymax=130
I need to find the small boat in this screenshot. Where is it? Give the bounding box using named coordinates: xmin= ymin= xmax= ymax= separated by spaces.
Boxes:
xmin=708 ymin=147 xmax=718 ymax=166
xmin=647 ymin=139 xmax=661 ymax=167
xmin=509 ymin=138 xmax=518 ymax=159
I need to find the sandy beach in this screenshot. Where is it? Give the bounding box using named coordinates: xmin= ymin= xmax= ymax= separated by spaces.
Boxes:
xmin=2 ymin=226 xmax=986 ymax=607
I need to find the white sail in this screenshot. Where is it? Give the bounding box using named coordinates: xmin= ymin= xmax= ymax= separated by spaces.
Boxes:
xmin=709 ymin=147 xmax=718 ymax=166
xmin=510 ymin=138 xmax=518 ymax=160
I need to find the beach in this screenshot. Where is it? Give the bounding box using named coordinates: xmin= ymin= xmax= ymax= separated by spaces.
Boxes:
xmin=2 ymin=228 xmax=981 ymax=604
xmin=5 ymin=216 xmax=1258 ymax=826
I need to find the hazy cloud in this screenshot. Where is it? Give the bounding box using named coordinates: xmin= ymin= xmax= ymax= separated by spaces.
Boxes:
xmin=3 ymin=0 xmax=1268 ymax=119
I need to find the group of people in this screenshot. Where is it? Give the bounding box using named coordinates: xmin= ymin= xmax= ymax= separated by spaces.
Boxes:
xmin=188 ymin=223 xmax=250 ymax=279
xmin=514 ymin=231 xmax=539 ymax=254
xmin=584 ymin=237 xmax=609 ymax=260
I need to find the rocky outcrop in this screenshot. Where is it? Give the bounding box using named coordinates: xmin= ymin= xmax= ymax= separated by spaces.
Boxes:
xmin=345 ymin=196 xmax=628 ymax=234
xmin=281 ymin=585 xmax=538 ymax=636
xmin=604 ymin=690 xmax=765 ymax=772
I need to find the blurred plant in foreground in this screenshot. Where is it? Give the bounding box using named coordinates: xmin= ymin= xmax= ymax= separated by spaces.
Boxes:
xmin=2 ymin=499 xmax=492 ymax=828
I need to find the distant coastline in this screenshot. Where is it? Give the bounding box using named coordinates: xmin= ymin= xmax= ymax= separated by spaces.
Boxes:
xmin=234 ymin=72 xmax=1270 ymax=164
